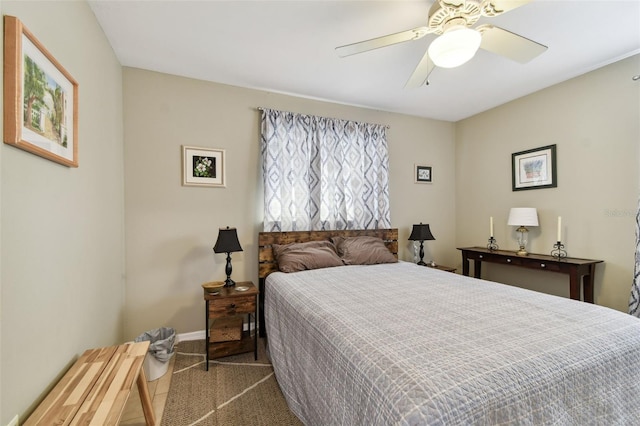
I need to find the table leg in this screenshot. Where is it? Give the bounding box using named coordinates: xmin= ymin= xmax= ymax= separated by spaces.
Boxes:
xmin=137 ymin=367 xmax=156 ymax=426
xmin=583 ymin=265 xmax=595 ymax=303
xmin=474 ymin=260 xmax=482 ymax=279
xmin=205 ymin=300 xmax=209 ymax=371
xmin=259 ymin=280 xmax=266 ymax=338
xmin=462 ymin=254 xmax=470 ymax=276
xmin=569 ymin=269 xmax=580 ymax=301
xmin=254 ymin=311 xmax=258 ymax=361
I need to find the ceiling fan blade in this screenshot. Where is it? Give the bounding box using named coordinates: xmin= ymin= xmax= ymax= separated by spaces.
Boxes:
xmin=478 ymin=24 xmax=547 ymax=63
xmin=336 ymin=27 xmax=430 ymax=57
xmin=440 ymin=0 xmax=465 ymax=6
xmin=405 ymin=50 xmax=435 ymax=88
xmin=481 ymin=0 xmax=533 ymax=17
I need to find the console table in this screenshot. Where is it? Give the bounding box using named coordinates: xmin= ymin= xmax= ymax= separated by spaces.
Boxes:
xmin=457 ymin=247 xmax=603 ymax=303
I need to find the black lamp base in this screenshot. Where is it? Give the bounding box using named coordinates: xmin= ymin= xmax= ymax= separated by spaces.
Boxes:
xmin=416 ymin=241 xmax=426 ymax=265
xmin=223 ymin=252 xmax=235 ymax=287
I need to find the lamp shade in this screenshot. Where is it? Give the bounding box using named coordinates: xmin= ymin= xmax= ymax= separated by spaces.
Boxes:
xmin=213 ymin=227 xmax=243 ymax=253
xmin=507 ymin=208 xmax=539 ymax=227
xmin=408 ymin=223 xmax=436 ymax=241
xmin=428 ymin=27 xmax=482 ymax=68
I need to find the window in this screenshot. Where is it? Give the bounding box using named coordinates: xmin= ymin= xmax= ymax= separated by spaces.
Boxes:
xmin=261 ymin=108 xmax=391 ymax=231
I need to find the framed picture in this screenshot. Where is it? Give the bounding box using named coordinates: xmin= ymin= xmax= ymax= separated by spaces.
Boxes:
xmin=512 ymin=144 xmax=557 ymax=191
xmin=415 ymin=165 xmax=432 ymax=183
xmin=182 ymin=146 xmax=226 ymax=187
xmin=3 ymin=16 xmax=79 ymax=167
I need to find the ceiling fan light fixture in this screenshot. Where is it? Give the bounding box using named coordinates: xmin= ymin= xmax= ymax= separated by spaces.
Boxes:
xmin=428 ymin=27 xmax=482 ymax=68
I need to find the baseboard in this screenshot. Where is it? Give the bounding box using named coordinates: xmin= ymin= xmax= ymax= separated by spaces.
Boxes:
xmin=177 ymin=330 xmax=205 ymax=343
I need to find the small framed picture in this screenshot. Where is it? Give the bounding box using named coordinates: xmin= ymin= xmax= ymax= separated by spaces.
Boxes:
xmin=182 ymin=146 xmax=225 ymax=187
xmin=415 ymin=165 xmax=432 ymax=183
xmin=512 ymin=144 xmax=557 ymax=191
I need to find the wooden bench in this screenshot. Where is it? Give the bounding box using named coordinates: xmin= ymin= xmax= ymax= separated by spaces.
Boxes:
xmin=24 ymin=341 xmax=156 ymax=425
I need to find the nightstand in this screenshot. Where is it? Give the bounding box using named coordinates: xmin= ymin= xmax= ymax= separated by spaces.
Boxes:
xmin=426 ymin=264 xmax=456 ymax=273
xmin=202 ymin=281 xmax=258 ymax=371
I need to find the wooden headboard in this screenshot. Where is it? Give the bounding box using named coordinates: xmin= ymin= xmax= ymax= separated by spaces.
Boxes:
xmin=257 ymin=228 xmax=398 ymax=336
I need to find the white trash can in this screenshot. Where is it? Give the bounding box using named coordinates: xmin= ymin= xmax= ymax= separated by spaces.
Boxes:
xmin=143 ymin=352 xmax=170 ymax=381
xmin=135 ymin=327 xmax=176 ymax=381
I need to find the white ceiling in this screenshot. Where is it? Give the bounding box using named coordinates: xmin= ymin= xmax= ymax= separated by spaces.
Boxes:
xmin=89 ymin=0 xmax=640 ymax=122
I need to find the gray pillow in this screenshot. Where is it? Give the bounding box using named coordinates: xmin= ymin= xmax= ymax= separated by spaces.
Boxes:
xmin=332 ymin=236 xmax=398 ymax=265
xmin=272 ymin=240 xmax=344 ymax=273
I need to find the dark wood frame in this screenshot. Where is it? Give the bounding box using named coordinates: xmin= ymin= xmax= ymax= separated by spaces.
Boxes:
xmin=511 ymin=144 xmax=557 ymax=191
xmin=415 ymin=164 xmax=432 ymax=183
xmin=257 ymin=228 xmax=398 ymax=337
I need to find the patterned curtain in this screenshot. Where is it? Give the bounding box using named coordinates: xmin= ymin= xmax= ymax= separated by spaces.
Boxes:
xmin=261 ymin=108 xmax=391 ymax=232
xmin=629 ymin=197 xmax=640 ymax=317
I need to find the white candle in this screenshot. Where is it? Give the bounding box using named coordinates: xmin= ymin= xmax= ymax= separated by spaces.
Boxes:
xmin=557 ymin=216 xmax=562 ymax=242
xmin=490 ymin=217 xmax=494 ymax=237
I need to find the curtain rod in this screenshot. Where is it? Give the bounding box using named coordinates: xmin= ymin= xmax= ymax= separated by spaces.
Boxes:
xmin=256 ymin=107 xmax=390 ymax=129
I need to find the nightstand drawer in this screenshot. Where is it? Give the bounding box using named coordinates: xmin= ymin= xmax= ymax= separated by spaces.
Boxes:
xmin=469 ymin=251 xmax=522 ymax=266
xmin=533 ymin=261 xmax=562 ymax=272
xmin=209 ymin=294 xmax=256 ymax=316
xmin=498 ymin=256 xmax=522 ymax=266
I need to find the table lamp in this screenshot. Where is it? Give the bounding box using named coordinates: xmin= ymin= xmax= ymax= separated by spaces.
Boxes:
xmin=408 ymin=223 xmax=435 ymax=266
xmin=507 ymin=208 xmax=538 ymax=256
xmin=213 ymin=226 xmax=243 ymax=287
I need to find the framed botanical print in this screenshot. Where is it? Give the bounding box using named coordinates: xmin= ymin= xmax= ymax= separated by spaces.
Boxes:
xmin=182 ymin=146 xmax=226 ymax=187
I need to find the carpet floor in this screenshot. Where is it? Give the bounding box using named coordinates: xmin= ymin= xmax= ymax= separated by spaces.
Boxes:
xmin=161 ymin=339 xmax=302 ymax=426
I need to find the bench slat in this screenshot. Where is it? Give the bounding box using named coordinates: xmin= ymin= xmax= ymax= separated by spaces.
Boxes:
xmin=25 ymin=342 xmax=154 ymax=426
xmin=24 ymin=346 xmax=117 ymax=425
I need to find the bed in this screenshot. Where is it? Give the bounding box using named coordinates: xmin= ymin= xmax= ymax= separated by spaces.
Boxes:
xmin=258 ymin=229 xmax=640 ymax=425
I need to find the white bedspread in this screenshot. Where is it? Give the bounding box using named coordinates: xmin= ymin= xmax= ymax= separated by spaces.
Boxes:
xmin=265 ymin=262 xmax=640 ymax=425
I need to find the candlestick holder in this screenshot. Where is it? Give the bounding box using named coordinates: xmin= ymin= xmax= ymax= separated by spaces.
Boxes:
xmin=487 ymin=236 xmax=499 ymax=251
xmin=551 ymin=241 xmax=567 ymax=259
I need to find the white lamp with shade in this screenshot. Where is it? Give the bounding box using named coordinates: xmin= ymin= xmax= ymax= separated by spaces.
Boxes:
xmin=507 ymin=208 xmax=539 ymax=256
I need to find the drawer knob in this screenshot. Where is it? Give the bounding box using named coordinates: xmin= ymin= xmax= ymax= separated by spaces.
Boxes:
xmin=229 ymin=303 xmax=236 ymax=309
xmin=506 ymin=258 xmax=511 ymax=263
xmin=540 ymin=263 xmax=546 ymax=268
xmin=479 ymin=255 xmax=483 ymax=259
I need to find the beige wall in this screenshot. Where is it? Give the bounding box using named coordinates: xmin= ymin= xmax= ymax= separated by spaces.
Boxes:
xmin=0 ymin=1 xmax=124 ymax=422
xmin=123 ymin=55 xmax=639 ymax=342
xmin=122 ymin=67 xmax=455 ymax=340
xmin=455 ymin=54 xmax=640 ymax=312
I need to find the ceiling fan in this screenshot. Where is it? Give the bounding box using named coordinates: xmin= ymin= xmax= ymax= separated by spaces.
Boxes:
xmin=335 ymin=0 xmax=547 ymax=87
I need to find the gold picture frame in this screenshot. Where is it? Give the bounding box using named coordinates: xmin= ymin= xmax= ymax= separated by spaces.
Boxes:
xmin=3 ymin=15 xmax=79 ymax=167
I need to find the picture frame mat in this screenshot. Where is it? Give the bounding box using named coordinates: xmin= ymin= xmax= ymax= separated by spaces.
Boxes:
xmin=182 ymin=145 xmax=226 ymax=187
xmin=414 ymin=164 xmax=432 ymax=183
xmin=511 ymin=144 xmax=557 ymax=191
